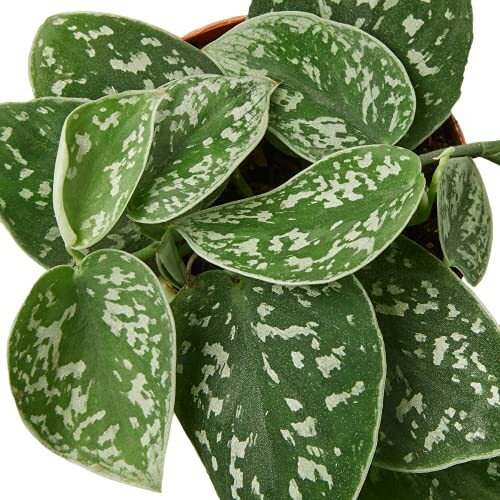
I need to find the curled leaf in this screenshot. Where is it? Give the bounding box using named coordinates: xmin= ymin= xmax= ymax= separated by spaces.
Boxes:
xmin=172 ymin=271 xmax=385 ymax=500
xmin=0 ymin=98 xmax=150 ymax=267
xmin=8 ymin=250 xmax=176 ymax=490
xmin=205 ymin=12 xmax=416 ymax=161
xmin=174 ymin=145 xmax=425 ymax=285
xmin=438 ymin=157 xmax=493 ymax=286
xmin=127 ymin=75 xmax=276 ymax=224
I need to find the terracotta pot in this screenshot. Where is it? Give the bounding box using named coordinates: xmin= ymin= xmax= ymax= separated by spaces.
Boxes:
xmin=183 ymin=17 xmax=466 ymax=259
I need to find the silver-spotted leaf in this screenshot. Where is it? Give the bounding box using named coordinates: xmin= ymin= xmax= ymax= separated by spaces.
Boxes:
xmin=30 ymin=12 xmax=220 ymax=100
xmin=172 ymin=271 xmax=385 ymax=500
xmin=204 ymin=12 xmax=416 ymax=162
xmin=8 ymin=249 xmax=176 ymax=490
xmin=357 ymin=237 xmax=500 ymax=472
xmin=360 ymin=458 xmax=500 ymax=500
xmin=174 ymin=145 xmax=425 ymax=285
xmin=127 ymin=75 xmax=275 ymax=224
xmin=54 ymin=89 xmax=165 ymax=250
xmin=248 ymin=0 xmax=473 ymax=150
xmin=438 ymin=157 xmax=493 ymax=286
xmin=0 ymin=98 xmax=152 ymax=267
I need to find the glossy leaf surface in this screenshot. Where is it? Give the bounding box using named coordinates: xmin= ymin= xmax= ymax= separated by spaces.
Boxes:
xmin=9 ymin=250 xmax=176 ymax=490
xmin=54 ymin=89 xmax=165 ymax=250
xmin=127 ymin=75 xmax=275 ymax=223
xmin=175 ymin=145 xmax=425 ymax=285
xmin=173 ymin=271 xmax=385 ymax=500
xmin=0 ymin=98 xmax=150 ymax=267
xmin=205 ymin=12 xmax=416 ymax=161
xmin=248 ymin=0 xmax=473 ymax=149
xmin=360 ymin=458 xmax=500 ymax=500
xmin=357 ymin=237 xmax=500 ymax=472
xmin=30 ymin=12 xmax=219 ymax=99
xmin=438 ymin=157 xmax=493 ymax=286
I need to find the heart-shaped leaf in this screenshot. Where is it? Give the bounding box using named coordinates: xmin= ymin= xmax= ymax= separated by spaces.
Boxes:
xmin=0 ymin=99 xmax=152 ymax=267
xmin=30 ymin=12 xmax=220 ymax=100
xmin=248 ymin=1 xmax=473 ymax=150
xmin=8 ymin=249 xmax=176 ymax=490
xmin=172 ymin=271 xmax=385 ymax=500
xmin=204 ymin=12 xmax=416 ymax=162
xmin=174 ymin=145 xmax=425 ymax=285
xmin=357 ymin=236 xmax=500 ymax=472
xmin=360 ymin=458 xmax=500 ymax=500
xmin=127 ymin=75 xmax=276 ymax=224
xmin=54 ymin=89 xmax=166 ymax=250
xmin=438 ymin=157 xmax=493 ymax=286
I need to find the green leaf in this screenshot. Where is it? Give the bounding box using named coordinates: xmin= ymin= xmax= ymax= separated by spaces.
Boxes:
xmin=127 ymin=75 xmax=276 ymax=224
xmin=204 ymin=12 xmax=416 ymax=162
xmin=0 ymin=98 xmax=152 ymax=267
xmin=438 ymin=157 xmax=493 ymax=286
xmin=8 ymin=249 xmax=176 ymax=491
xmin=30 ymin=12 xmax=220 ymax=100
xmin=172 ymin=271 xmax=385 ymax=500
xmin=54 ymin=89 xmax=166 ymax=250
xmin=174 ymin=145 xmax=425 ymax=285
xmin=357 ymin=236 xmax=500 ymax=472
xmin=248 ymin=1 xmax=473 ymax=150
xmin=360 ymin=458 xmax=500 ymax=500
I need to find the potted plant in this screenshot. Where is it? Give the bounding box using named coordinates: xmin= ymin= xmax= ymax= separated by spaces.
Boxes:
xmin=1 ymin=2 xmax=499 ymax=499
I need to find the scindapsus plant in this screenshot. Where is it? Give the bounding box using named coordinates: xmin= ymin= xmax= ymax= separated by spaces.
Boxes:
xmin=1 ymin=2 xmax=500 ymax=499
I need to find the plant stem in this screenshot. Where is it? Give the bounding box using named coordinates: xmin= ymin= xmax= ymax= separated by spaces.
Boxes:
xmin=133 ymin=241 xmax=161 ymax=261
xmin=231 ymin=169 xmax=254 ymax=198
xmin=410 ymin=154 xmax=451 ymax=226
xmin=68 ymin=248 xmax=85 ymax=264
xmin=418 ymin=141 xmax=500 ymax=167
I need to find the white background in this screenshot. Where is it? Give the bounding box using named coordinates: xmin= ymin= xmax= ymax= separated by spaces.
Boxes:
xmin=0 ymin=1 xmax=498 ymax=499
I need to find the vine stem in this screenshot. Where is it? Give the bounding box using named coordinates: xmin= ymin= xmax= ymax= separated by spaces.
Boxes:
xmin=418 ymin=140 xmax=500 ymax=167
xmin=132 ymin=241 xmax=161 ymax=261
xmin=231 ymin=169 xmax=254 ymax=198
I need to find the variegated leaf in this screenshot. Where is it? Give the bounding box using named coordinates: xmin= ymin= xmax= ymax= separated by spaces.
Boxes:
xmin=438 ymin=157 xmax=493 ymax=286
xmin=360 ymin=458 xmax=500 ymax=500
xmin=30 ymin=12 xmax=219 ymax=100
xmin=54 ymin=89 xmax=166 ymax=250
xmin=127 ymin=75 xmax=275 ymax=224
xmin=0 ymin=99 xmax=151 ymax=267
xmin=357 ymin=237 xmax=500 ymax=472
xmin=172 ymin=271 xmax=385 ymax=500
xmin=174 ymin=145 xmax=425 ymax=285
xmin=204 ymin=12 xmax=416 ymax=162
xmin=8 ymin=249 xmax=176 ymax=490
xmin=248 ymin=0 xmax=473 ymax=150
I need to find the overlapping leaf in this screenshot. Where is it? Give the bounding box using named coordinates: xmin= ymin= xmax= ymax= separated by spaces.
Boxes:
xmin=248 ymin=0 xmax=473 ymax=149
xmin=0 ymin=98 xmax=150 ymax=267
xmin=360 ymin=458 xmax=500 ymax=500
xmin=8 ymin=250 xmax=176 ymax=490
xmin=172 ymin=271 xmax=385 ymax=500
xmin=30 ymin=12 xmax=220 ymax=100
xmin=54 ymin=89 xmax=165 ymax=250
xmin=174 ymin=145 xmax=425 ymax=285
xmin=127 ymin=75 xmax=276 ymax=224
xmin=438 ymin=157 xmax=493 ymax=286
xmin=205 ymin=12 xmax=416 ymax=161
xmin=357 ymin=237 xmax=500 ymax=472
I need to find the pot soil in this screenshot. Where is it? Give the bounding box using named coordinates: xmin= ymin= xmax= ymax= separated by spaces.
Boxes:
xmin=183 ymin=17 xmax=466 ymax=262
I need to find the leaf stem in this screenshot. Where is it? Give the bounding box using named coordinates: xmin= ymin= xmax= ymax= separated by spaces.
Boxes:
xmin=410 ymin=154 xmax=451 ymax=226
xmin=418 ymin=141 xmax=500 ymax=167
xmin=133 ymin=241 xmax=161 ymax=261
xmin=68 ymin=248 xmax=85 ymax=264
xmin=231 ymin=169 xmax=254 ymax=198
